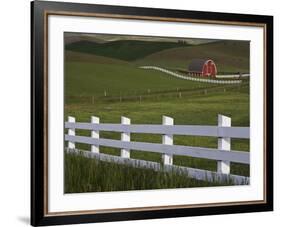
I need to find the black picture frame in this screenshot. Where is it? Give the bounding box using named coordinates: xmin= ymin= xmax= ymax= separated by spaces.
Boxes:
xmin=31 ymin=0 xmax=273 ymax=226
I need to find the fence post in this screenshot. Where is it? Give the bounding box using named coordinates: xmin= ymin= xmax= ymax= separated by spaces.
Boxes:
xmin=121 ymin=116 xmax=131 ymax=158
xmin=91 ymin=116 xmax=100 ymax=153
xmin=217 ymin=114 xmax=231 ymax=174
xmin=162 ymin=116 xmax=173 ymax=165
xmin=67 ymin=116 xmax=75 ymax=149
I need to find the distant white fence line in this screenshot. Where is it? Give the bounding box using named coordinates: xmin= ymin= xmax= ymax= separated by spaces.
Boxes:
xmin=65 ymin=115 xmax=250 ymax=185
xmin=216 ymin=74 xmax=250 ymax=79
xmin=139 ymin=66 xmax=242 ymax=84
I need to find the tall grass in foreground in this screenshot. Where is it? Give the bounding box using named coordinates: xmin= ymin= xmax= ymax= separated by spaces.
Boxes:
xmin=65 ymin=152 xmax=232 ymax=193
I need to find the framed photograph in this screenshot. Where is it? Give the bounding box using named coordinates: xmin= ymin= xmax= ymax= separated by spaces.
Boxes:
xmin=31 ymin=0 xmax=273 ymax=226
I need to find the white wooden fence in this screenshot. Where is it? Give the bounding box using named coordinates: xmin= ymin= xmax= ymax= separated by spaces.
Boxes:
xmin=139 ymin=66 xmax=243 ymax=84
xmin=216 ymin=74 xmax=250 ymax=79
xmin=65 ymin=115 xmax=250 ymax=185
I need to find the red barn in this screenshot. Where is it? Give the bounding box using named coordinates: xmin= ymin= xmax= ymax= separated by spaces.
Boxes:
xmin=188 ymin=59 xmax=217 ymax=77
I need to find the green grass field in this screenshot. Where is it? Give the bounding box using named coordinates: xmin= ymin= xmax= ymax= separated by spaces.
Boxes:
xmin=65 ymin=89 xmax=250 ymax=176
xmin=65 ymin=152 xmax=233 ymax=193
xmin=64 ymin=36 xmax=250 ymax=193
xmin=64 ymin=60 xmax=220 ymax=99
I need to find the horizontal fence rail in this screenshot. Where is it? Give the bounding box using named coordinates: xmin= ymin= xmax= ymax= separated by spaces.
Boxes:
xmin=65 ymin=135 xmax=249 ymax=164
xmin=65 ymin=114 xmax=250 ymax=185
xmin=65 ymin=123 xmax=249 ymax=139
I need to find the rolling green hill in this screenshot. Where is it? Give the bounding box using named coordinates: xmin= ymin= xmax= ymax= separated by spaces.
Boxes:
xmin=65 ymin=50 xmax=129 ymax=65
xmin=65 ymin=40 xmax=190 ymax=61
xmin=64 ymin=40 xmax=249 ymax=101
xmin=134 ymin=40 xmax=250 ymax=73
xmin=64 ymin=61 xmax=218 ymax=99
xmin=66 ymin=39 xmax=249 ymax=73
